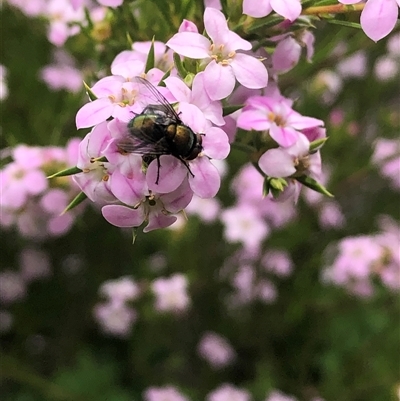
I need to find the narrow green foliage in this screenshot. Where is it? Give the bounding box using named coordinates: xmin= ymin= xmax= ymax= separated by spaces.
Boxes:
xmin=310 ymin=137 xmax=328 ymax=152
xmin=173 ymin=52 xmax=189 ymax=79
xmin=83 ymin=81 xmax=98 ymax=101
xmin=296 ymin=175 xmax=334 ymax=197
xmin=325 ymin=19 xmax=362 ymax=30
xmin=223 ymin=104 xmax=244 ymax=117
xmin=144 ymin=38 xmax=156 ymax=72
xmin=61 ymin=192 xmax=88 ymax=215
xmin=47 ymin=166 xmax=82 ymax=179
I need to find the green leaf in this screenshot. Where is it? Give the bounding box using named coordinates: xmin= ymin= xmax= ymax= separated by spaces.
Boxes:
xmin=61 ymin=192 xmax=88 ymax=215
xmin=223 ymin=104 xmax=244 ymax=117
xmin=47 ymin=166 xmax=82 ymax=179
xmin=173 ymin=52 xmax=188 ymax=79
xmin=309 ymin=137 xmax=328 ymax=152
xmin=144 ymin=37 xmax=155 ymax=73
xmin=325 ymin=19 xmax=362 ymax=30
xmin=296 ymin=175 xmax=334 ymax=197
xmin=83 ymin=81 xmax=97 ymax=101
xmin=245 ymin=15 xmax=284 ymax=33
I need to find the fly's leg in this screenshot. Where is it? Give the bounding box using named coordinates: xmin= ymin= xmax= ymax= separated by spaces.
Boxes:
xmin=178 ymin=157 xmax=195 ymax=178
xmin=155 ymin=155 xmax=161 ymax=185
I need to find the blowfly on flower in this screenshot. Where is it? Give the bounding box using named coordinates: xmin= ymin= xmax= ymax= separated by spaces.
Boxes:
xmin=117 ymin=77 xmax=203 ymax=184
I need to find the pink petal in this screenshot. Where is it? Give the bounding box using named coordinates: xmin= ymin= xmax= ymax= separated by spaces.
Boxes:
xmin=243 ymin=0 xmax=273 ymax=18
xmin=271 ymin=0 xmax=302 ymax=21
xmin=188 ymin=157 xmax=221 ymax=198
xmin=360 ymin=0 xmax=398 ymax=42
xmin=48 ymin=213 xmax=74 ymax=236
xmin=166 ymin=32 xmax=211 ymax=59
xmin=226 ymin=31 xmax=252 ymax=52
xmin=288 ymin=112 xmax=324 ymax=130
xmin=272 ymin=37 xmax=302 ymax=73
xmin=146 ymin=155 xmax=187 ymax=193
xmin=87 ymin=122 xmax=112 ymax=156
xmin=110 ymin=60 xmax=145 ymax=79
xmin=259 ymin=149 xmax=295 ymax=177
xmin=202 ymin=127 xmax=230 ymax=159
xmin=204 ymin=7 xmax=229 ymax=44
xmin=230 ymin=53 xmax=269 ymax=89
xmin=338 ymin=0 xmax=361 ymax=3
xmin=286 ymin=133 xmax=310 ymax=158
xmin=109 ymin=169 xmax=145 ymax=206
xmin=76 ymin=98 xmax=112 ymax=129
xmin=161 ymin=179 xmax=193 ymax=213
xmin=144 ymin=211 xmax=177 ymax=232
xmin=270 ymin=124 xmax=299 ymax=147
xmin=178 ymin=102 xmax=207 ymax=133
xmin=102 ymin=204 xmax=145 ymax=228
xmin=164 ymin=76 xmax=191 ymax=102
xmin=203 ymin=61 xmax=236 ymax=100
xmin=237 ymin=109 xmax=271 ymax=131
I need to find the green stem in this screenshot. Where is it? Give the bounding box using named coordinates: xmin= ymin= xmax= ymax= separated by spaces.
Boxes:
xmin=302 ymin=3 xmax=365 ymax=15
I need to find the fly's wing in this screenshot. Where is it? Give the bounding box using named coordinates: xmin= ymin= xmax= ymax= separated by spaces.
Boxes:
xmin=133 ymin=76 xmax=181 ymax=123
xmin=118 ymin=115 xmax=171 ymax=156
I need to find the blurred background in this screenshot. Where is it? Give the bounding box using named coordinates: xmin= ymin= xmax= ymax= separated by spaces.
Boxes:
xmin=0 ymin=1 xmax=399 ymax=400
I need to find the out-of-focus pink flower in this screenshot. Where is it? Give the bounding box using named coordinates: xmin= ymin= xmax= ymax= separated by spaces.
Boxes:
xmin=207 ymin=383 xmax=252 ymax=401
xmin=262 ymin=249 xmax=293 ymax=277
xmin=0 ymin=140 xmax=85 ymax=240
xmin=198 ymin=332 xmax=236 ymax=368
xmin=0 ymin=64 xmax=8 ymax=101
xmin=144 ymin=386 xmax=189 ymax=401
xmin=94 ymin=302 xmax=137 ymax=337
xmin=265 ymin=390 xmax=297 ymax=401
xmin=151 ymin=274 xmax=190 ymax=313
xmin=99 ymin=277 xmax=140 ymax=305
xmin=243 ymin=0 xmax=302 ymax=21
xmin=221 ymin=204 xmax=270 ymax=251
xmin=19 ymin=248 xmax=51 ymax=282
xmin=339 ymin=0 xmax=400 ymax=41
xmin=372 ymin=138 xmax=400 ymax=190
xmin=337 ymin=51 xmax=367 ymax=78
xmin=0 ymin=271 xmax=26 ymax=304
xmin=167 ymin=8 xmax=268 ymax=100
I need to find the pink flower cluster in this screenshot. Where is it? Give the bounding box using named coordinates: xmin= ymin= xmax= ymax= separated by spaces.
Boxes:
xmin=221 ymin=164 xmax=297 ymax=251
xmin=74 ymin=9 xmax=276 ymax=232
xmin=0 ymin=140 xmax=84 ymax=240
xmin=221 ymin=247 xmax=294 ymax=307
xmin=323 ymin=216 xmax=400 ymax=297
xmin=372 ymin=138 xmax=400 ymax=190
xmin=151 ymin=273 xmax=191 ymax=314
xmin=0 ymin=247 xmax=51 ymax=333
xmin=94 ymin=276 xmax=140 ymax=337
xmin=7 ymin=0 xmax=108 ymax=46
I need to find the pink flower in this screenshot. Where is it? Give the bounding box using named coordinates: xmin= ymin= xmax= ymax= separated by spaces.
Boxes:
xmin=237 ymin=96 xmax=324 ymax=147
xmin=94 ymin=302 xmax=137 ymax=337
xmin=166 ymin=8 xmax=268 ymax=100
xmin=258 ymin=133 xmax=321 ymax=180
xmin=164 ymin=73 xmax=224 ymax=126
xmin=99 ymin=277 xmax=140 ymax=305
xmin=272 ymin=36 xmax=302 ymax=74
xmin=101 ymin=178 xmax=193 ymax=232
xmin=19 ymin=248 xmax=52 ymax=282
xmin=198 ymin=332 xmax=236 ymax=368
xmin=74 ymin=123 xmax=117 ymax=204
xmin=144 ymin=386 xmax=189 ymax=401
xmin=0 ymin=271 xmax=26 ymax=304
xmin=207 ymin=384 xmax=251 ymax=401
xmin=339 ymin=0 xmax=400 ymax=41
xmin=243 ymin=0 xmax=302 ymax=21
xmin=151 ymin=274 xmax=190 ymax=313
xmin=221 ymin=204 xmax=270 ymax=250
xmin=262 ymin=249 xmax=293 ymax=277
xmin=265 ymin=390 xmax=297 ymax=401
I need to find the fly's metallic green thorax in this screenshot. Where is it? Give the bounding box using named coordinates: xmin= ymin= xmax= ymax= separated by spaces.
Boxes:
xmin=117 ymin=77 xmax=203 ymax=184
